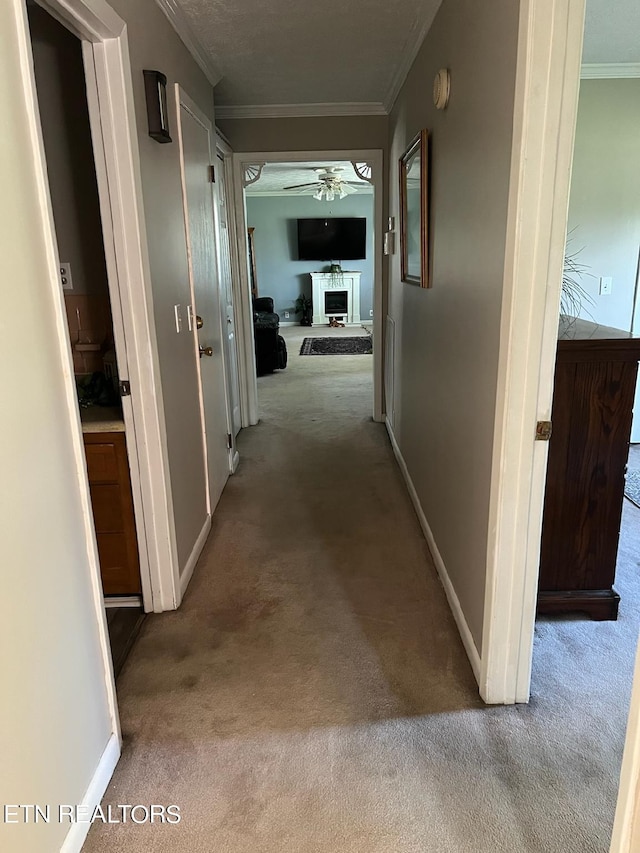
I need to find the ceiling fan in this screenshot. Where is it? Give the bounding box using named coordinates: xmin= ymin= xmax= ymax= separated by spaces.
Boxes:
xmin=283 ymin=166 xmax=363 ymax=201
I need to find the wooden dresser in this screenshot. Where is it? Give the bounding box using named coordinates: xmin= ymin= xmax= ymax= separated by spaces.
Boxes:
xmin=82 ymin=410 xmax=141 ymax=596
xmin=538 ymin=318 xmax=640 ymax=620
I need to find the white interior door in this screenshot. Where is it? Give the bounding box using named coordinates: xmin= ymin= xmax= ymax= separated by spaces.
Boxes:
xmin=214 ymin=149 xmax=242 ymax=437
xmin=176 ymin=88 xmax=230 ymax=514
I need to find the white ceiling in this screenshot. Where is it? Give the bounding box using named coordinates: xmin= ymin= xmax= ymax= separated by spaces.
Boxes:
xmin=582 ymin=0 xmax=640 ymax=64
xmin=245 ymin=161 xmax=373 ymax=197
xmin=176 ymin=0 xmax=442 ymax=112
xmin=168 ymin=0 xmax=639 ymax=116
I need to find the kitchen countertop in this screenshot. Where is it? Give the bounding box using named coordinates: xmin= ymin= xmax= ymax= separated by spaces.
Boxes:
xmin=80 ymin=406 xmax=125 ymax=433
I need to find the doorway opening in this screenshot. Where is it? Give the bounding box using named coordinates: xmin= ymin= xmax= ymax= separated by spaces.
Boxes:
xmin=27 ymin=1 xmax=146 ymax=673
xmin=521 ymin=0 xmax=640 ymax=844
xmin=234 ymin=154 xmax=382 ymax=426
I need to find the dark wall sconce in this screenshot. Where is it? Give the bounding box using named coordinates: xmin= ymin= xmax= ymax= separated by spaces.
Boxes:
xmin=143 ymin=70 xmax=172 ymax=143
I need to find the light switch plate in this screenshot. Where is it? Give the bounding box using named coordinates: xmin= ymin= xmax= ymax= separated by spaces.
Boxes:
xmin=599 ymin=276 xmax=613 ymax=296
xmin=59 ymin=262 xmax=73 ymax=291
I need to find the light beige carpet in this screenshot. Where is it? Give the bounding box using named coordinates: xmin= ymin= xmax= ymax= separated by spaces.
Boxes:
xmin=85 ymin=326 xmax=640 ymax=852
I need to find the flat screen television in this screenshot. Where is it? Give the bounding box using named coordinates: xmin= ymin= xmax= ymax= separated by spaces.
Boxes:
xmin=297 ymin=217 xmax=366 ymax=261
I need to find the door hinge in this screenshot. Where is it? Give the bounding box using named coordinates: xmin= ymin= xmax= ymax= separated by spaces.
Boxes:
xmin=535 ymin=420 xmax=552 ymax=441
xmin=119 ymin=380 xmax=131 ymax=397
xmin=227 ymin=433 xmax=233 ymax=450
xmin=209 ymin=164 xmax=216 ymax=183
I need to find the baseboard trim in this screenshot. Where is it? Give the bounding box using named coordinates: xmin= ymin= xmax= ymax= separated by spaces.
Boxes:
xmin=60 ymin=732 xmax=120 ymax=853
xmin=230 ymin=449 xmax=240 ymax=473
xmin=385 ymin=418 xmax=482 ymax=683
xmin=179 ymin=515 xmax=211 ymax=598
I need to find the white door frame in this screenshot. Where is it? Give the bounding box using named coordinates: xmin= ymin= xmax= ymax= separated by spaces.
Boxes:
xmin=481 ymin=1 xmax=640 ymax=845
xmin=231 ymin=149 xmax=384 ymax=425
xmin=479 ymin=0 xmax=586 ymax=705
xmin=29 ymin=0 xmax=180 ymax=615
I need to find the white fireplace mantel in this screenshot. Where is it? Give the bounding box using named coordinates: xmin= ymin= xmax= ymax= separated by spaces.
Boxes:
xmin=310 ymin=271 xmax=361 ymax=326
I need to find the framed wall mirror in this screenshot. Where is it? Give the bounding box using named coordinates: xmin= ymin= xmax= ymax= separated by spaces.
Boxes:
xmin=399 ymin=129 xmax=430 ymax=288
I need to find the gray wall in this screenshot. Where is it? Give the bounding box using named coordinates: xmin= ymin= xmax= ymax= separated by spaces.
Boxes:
xmin=567 ymin=79 xmax=640 ymax=332
xmin=246 ymin=194 xmax=375 ymax=320
xmin=217 ymin=114 xmax=388 ymax=154
xmin=387 ymin=0 xmax=520 ymax=651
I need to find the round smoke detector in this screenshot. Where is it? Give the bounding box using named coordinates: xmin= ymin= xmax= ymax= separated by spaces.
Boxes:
xmin=433 ymin=68 xmax=451 ymax=110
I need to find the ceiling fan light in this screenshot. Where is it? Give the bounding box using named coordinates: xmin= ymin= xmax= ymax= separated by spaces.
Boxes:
xmin=326 ymin=188 xmax=335 ymax=201
xmin=339 ymin=186 xmax=347 ymax=199
xmin=313 ymin=188 xmax=323 ymax=200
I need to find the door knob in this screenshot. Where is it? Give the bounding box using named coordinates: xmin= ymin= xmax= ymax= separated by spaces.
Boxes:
xmin=196 ymin=315 xmax=204 ymax=329
xmin=199 ymin=345 xmax=213 ymax=357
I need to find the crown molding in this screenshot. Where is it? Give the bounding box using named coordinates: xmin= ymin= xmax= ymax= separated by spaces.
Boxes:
xmin=154 ymin=0 xmax=223 ymax=87
xmin=580 ymin=63 xmax=640 ymax=79
xmin=383 ymin=1 xmax=442 ymax=113
xmin=214 ymin=102 xmax=388 ymax=120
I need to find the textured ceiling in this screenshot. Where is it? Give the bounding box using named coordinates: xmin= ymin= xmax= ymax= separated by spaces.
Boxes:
xmin=172 ymin=0 xmax=637 ymax=113
xmin=177 ymin=0 xmax=442 ymax=108
xmin=245 ymin=161 xmax=373 ymax=197
xmin=582 ymin=0 xmax=640 ymax=63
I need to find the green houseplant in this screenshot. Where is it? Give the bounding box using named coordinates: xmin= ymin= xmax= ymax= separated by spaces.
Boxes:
xmin=561 ymin=244 xmax=594 ymax=320
xmin=294 ymin=294 xmax=313 ymax=326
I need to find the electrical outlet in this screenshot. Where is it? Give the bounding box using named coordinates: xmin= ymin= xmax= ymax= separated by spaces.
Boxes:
xmin=284 ymin=311 xmax=290 ymax=319
xmin=59 ymin=262 xmax=73 ymax=291
xmin=369 ymin=309 xmax=374 ymax=317
xmin=599 ymin=276 xmax=613 ymax=296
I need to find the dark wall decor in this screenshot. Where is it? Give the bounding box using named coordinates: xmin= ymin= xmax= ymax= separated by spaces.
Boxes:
xmin=399 ymin=129 xmax=430 ymax=287
xmin=143 ymin=70 xmax=172 ymax=143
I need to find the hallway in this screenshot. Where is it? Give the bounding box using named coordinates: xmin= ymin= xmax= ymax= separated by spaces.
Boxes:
xmin=85 ymin=328 xmax=621 ymax=852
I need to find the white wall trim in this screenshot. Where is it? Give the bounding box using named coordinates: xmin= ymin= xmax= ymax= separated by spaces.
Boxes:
xmin=216 ymin=102 xmax=388 ymax=120
xmin=385 ymin=419 xmax=482 ymax=683
xmin=383 ymin=2 xmax=442 ymax=113
xmin=232 ymin=148 xmax=385 ymax=424
xmin=179 ymin=515 xmax=211 ymax=597
xmin=80 ymin=20 xmax=180 ymax=614
xmin=581 ymin=62 xmax=640 ymax=79
xmin=480 ymin=0 xmax=587 ymax=705
xmin=153 ymin=0 xmax=222 ymax=87
xmin=59 ymin=733 xmax=120 ymax=853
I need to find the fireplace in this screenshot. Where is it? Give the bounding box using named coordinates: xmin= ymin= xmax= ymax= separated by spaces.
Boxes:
xmin=325 ymin=291 xmax=348 ymax=315
xmin=310 ymin=272 xmax=362 ymax=326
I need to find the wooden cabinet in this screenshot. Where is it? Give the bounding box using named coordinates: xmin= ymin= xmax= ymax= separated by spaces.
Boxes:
xmin=538 ymin=319 xmax=640 ymax=620
xmin=84 ymin=431 xmax=141 ymax=596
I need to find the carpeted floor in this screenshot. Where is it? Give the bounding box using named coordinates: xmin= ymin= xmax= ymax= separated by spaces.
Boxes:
xmin=625 ymin=469 xmax=640 ymax=508
xmin=85 ymin=326 xmax=640 ymax=852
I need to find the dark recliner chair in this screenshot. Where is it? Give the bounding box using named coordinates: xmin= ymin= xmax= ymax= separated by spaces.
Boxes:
xmin=253 ymin=297 xmax=287 ymax=375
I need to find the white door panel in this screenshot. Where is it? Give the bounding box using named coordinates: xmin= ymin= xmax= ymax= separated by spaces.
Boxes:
xmin=176 ymin=93 xmax=230 ymax=514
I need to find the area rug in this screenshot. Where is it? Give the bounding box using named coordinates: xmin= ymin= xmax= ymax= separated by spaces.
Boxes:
xmin=300 ymin=336 xmax=372 ymax=356
xmin=625 ymin=468 xmax=640 ymax=508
